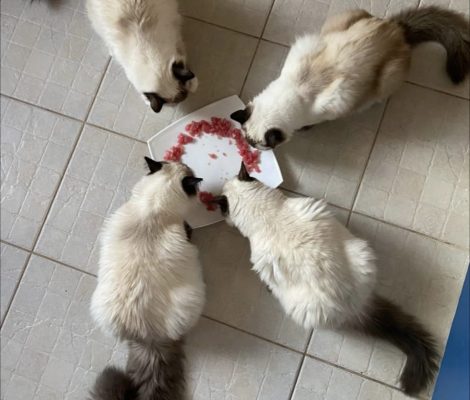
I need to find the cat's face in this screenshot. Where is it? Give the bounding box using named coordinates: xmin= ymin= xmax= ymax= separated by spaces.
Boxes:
xmin=230 ymin=75 xmax=301 ymax=150
xmin=136 ymin=157 xmax=202 ymax=214
xmin=131 ymin=58 xmax=198 ymax=113
xmin=211 ymin=163 xmax=260 ymax=226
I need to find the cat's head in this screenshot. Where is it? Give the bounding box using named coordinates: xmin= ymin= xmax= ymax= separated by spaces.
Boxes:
xmin=230 ymin=80 xmax=300 ymax=150
xmin=134 ymin=157 xmax=202 ymax=215
xmin=118 ymin=21 xmax=198 ymax=113
xmin=133 ymin=57 xmax=198 ymax=113
xmin=210 ymin=162 xmax=261 ymax=227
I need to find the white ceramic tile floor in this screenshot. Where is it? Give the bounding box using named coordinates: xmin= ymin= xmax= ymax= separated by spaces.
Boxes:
xmin=1 ymin=0 xmax=469 ymax=399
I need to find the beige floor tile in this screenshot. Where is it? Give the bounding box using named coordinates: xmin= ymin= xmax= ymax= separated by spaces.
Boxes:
xmin=179 ymin=0 xmax=274 ymax=36
xmin=1 ymin=0 xmax=109 ymax=120
xmin=292 ymin=357 xmax=414 ymax=400
xmin=187 ymin=317 xmax=302 ymax=399
xmin=355 ymin=83 xmax=469 ymax=247
xmin=35 ymin=125 xmax=148 ymax=274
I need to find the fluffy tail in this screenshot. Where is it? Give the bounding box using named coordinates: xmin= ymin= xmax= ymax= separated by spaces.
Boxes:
xmin=89 ymin=366 xmax=137 ymax=400
xmin=90 ymin=339 xmax=186 ymax=400
xmin=355 ymin=294 xmax=439 ymax=396
xmin=391 ymin=6 xmax=470 ymax=83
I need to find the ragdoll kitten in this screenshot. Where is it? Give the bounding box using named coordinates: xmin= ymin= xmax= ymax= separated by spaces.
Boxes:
xmin=231 ymin=6 xmax=470 ymax=149
xmin=211 ymin=163 xmax=439 ymax=396
xmin=87 ymin=0 xmax=198 ymax=112
xmin=90 ymin=158 xmax=205 ymax=400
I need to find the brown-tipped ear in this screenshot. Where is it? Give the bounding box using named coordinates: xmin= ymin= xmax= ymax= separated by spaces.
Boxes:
xmin=238 ymin=162 xmax=255 ymax=182
xmin=143 ymin=92 xmax=166 ymax=113
xmin=145 ymin=156 xmax=164 ymax=174
xmin=230 ymin=107 xmax=251 ymax=125
xmin=264 ymin=128 xmax=285 ymax=148
xmin=210 ymin=195 xmax=229 ymax=215
xmin=182 ymin=176 xmax=203 ymax=196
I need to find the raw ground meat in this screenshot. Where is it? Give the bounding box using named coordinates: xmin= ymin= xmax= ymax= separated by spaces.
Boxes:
xmin=182 ymin=118 xmax=261 ymax=172
xmin=198 ymin=191 xmax=217 ymax=211
xmin=163 ymin=117 xmax=262 ymax=209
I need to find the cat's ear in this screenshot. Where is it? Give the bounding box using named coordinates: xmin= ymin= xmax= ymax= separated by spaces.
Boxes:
xmin=230 ymin=107 xmax=251 ymax=125
xmin=211 ymin=195 xmax=229 ymax=215
xmin=143 ymin=92 xmax=166 ymax=113
xmin=182 ymin=176 xmax=203 ymax=196
xmin=145 ymin=156 xmax=164 ymax=174
xmin=172 ymin=61 xmax=195 ymax=83
xmin=264 ymin=128 xmax=285 ymax=149
xmin=238 ymin=162 xmax=255 ymax=182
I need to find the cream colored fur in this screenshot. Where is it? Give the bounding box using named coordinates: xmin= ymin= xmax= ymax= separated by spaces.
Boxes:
xmin=222 ymin=178 xmax=376 ymax=329
xmin=243 ymin=10 xmax=410 ymax=147
xmin=91 ymin=163 xmax=205 ymax=342
xmin=86 ymin=0 xmax=198 ymax=102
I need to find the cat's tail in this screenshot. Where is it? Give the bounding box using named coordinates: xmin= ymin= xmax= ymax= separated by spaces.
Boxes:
xmin=90 ymin=339 xmax=186 ymax=400
xmin=390 ymin=6 xmax=470 ymax=84
xmin=89 ymin=366 xmax=137 ymax=400
xmin=354 ymin=294 xmax=439 ymax=396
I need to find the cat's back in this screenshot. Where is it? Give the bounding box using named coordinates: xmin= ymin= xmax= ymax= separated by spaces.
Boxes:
xmin=287 ymin=11 xmax=409 ymax=97
xmin=86 ymin=0 xmax=179 ymax=33
xmin=91 ymin=202 xmax=204 ymax=341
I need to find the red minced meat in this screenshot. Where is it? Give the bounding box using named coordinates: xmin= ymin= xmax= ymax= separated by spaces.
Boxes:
xmin=163 ymin=117 xmax=262 ymax=185
xmin=198 ymin=191 xmax=217 ymax=211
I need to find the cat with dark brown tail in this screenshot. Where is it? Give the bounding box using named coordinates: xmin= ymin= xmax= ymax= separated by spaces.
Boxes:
xmin=211 ymin=163 xmax=439 ymax=396
xmin=89 ymin=158 xmax=205 ymax=400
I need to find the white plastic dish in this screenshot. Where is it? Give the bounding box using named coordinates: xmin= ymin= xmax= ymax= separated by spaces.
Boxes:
xmin=147 ymin=95 xmax=283 ymax=228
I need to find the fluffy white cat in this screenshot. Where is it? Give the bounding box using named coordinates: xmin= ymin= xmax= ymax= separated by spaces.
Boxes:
xmin=211 ymin=163 xmax=439 ymax=396
xmin=90 ymin=158 xmax=205 ymax=400
xmin=230 ymin=7 xmax=470 ymax=148
xmin=87 ymin=0 xmax=198 ymax=112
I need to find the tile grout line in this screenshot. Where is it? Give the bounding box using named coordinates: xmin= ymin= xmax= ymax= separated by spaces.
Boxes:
xmin=202 ymin=315 xmax=416 ymax=398
xmin=0 ymin=250 xmax=33 ymax=329
xmin=201 ymin=314 xmax=305 ymax=355
xmin=405 ymin=80 xmax=470 ymax=101
xmin=287 ymin=328 xmax=315 ymax=400
xmin=85 ymin=122 xmax=148 ymax=144
xmin=346 ymin=99 xmax=390 ymax=226
xmin=304 ymin=353 xmax=428 ymax=399
xmin=238 ymin=0 xmax=276 ymax=98
xmin=1 ymin=57 xmax=113 ymax=326
xmin=0 ymin=94 xmax=85 ymax=124
xmin=351 ymin=210 xmax=470 ymax=251
xmin=0 ymin=240 xmax=98 ymax=278
xmin=287 ymin=355 xmax=306 ymax=400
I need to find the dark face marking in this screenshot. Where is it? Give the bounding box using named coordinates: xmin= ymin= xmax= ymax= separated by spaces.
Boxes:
xmin=182 ymin=176 xmax=203 ymax=196
xmin=230 ymin=106 xmax=252 ymax=125
xmin=144 ymin=156 xmax=164 ymax=175
xmin=183 ymin=221 xmax=193 ymax=240
xmin=172 ymin=61 xmax=195 ymax=84
xmin=238 ymin=162 xmax=255 ymax=182
xmin=143 ymin=92 xmax=166 ymax=113
xmin=264 ymin=128 xmax=285 ymax=149
xmin=211 ymin=195 xmax=229 ymax=216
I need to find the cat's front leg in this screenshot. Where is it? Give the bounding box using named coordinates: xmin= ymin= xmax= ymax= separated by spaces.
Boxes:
xmin=183 ymin=221 xmax=193 ymax=240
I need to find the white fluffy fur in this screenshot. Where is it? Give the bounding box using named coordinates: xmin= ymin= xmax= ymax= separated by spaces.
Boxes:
xmin=91 ymin=163 xmax=205 ymax=342
xmin=242 ymin=10 xmax=409 ymax=147
xmin=222 ymin=178 xmax=376 ymax=329
xmin=87 ymin=0 xmax=198 ymax=102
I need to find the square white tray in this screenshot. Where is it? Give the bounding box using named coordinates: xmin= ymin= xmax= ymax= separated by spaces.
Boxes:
xmin=147 ymin=95 xmax=283 ymax=228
